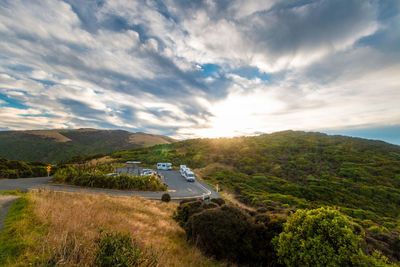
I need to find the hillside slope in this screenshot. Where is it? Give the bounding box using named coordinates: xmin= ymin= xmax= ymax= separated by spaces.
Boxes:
xmin=112 ymin=130 xmax=400 ymax=221
xmin=0 ymin=129 xmax=174 ymax=163
xmin=112 ymin=131 xmax=400 ymax=261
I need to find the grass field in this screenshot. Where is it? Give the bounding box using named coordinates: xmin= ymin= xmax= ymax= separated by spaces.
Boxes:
xmin=0 ymin=190 xmax=223 ymax=266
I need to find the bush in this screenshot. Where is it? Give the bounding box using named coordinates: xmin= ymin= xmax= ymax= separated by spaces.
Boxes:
xmin=173 ymin=200 xmax=204 ymax=227
xmin=274 ymin=207 xmax=363 ymax=267
xmin=53 ymin=167 xmax=167 ymax=191
xmin=254 ymin=213 xmax=270 ymax=225
xmin=185 ymin=205 xmax=255 ymax=263
xmin=201 ymin=202 xmax=218 ymax=209
xmin=184 ymin=205 xmax=284 ymax=265
xmin=210 ymin=198 xmax=225 ymax=206
xmin=161 ymin=193 xmax=171 ymax=202
xmin=94 ymin=230 xmax=157 ymax=267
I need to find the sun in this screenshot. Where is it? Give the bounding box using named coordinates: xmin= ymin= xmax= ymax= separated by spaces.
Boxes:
xmin=191 ymin=89 xmax=284 ymax=138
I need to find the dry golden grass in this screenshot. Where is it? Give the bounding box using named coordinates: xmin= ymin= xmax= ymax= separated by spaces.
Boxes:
xmin=29 ymin=190 xmax=222 ymax=266
xmin=84 ymin=156 xmax=115 ymax=166
xmin=25 ymin=130 xmax=72 ymax=142
xmin=129 ymin=132 xmax=174 ymax=147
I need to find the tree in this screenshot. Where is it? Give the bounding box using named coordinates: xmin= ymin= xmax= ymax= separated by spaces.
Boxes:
xmin=274 ymin=207 xmax=362 ymax=267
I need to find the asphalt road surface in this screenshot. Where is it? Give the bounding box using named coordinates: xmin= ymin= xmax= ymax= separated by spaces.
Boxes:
xmin=0 ymin=170 xmax=220 ymax=200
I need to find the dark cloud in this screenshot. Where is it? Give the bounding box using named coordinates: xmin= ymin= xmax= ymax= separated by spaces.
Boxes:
xmin=62 ymin=0 xmax=105 ymax=33
xmin=58 ymin=98 xmax=106 ymax=119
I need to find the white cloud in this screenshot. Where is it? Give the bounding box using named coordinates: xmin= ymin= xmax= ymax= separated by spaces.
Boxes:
xmin=0 ymin=0 xmax=398 ymax=139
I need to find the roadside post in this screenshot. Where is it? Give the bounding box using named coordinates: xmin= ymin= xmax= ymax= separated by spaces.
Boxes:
xmin=46 ymin=166 xmax=51 ymax=177
xmin=216 ymin=184 xmax=219 ymax=192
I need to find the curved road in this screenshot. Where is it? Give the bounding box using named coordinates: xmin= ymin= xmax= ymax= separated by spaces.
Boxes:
xmin=0 ymin=170 xmax=220 ymax=200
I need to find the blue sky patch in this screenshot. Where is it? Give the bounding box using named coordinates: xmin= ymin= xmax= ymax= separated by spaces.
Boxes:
xmin=0 ymin=93 xmax=29 ymax=109
xmin=232 ymin=66 xmax=269 ymax=80
xmin=200 ymin=64 xmax=221 ymax=78
xmin=326 ymin=125 xmax=400 ymax=145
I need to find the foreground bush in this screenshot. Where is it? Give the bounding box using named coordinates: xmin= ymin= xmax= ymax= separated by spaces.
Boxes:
xmin=176 ymin=200 xmax=284 ymax=266
xmin=161 ymin=193 xmax=171 ymax=202
xmin=94 ymin=230 xmax=157 ymax=267
xmin=274 ymin=207 xmax=362 ymax=266
xmin=53 ymin=167 xmax=167 ymax=191
xmin=173 ymin=200 xmax=207 ymax=227
xmin=186 ymin=205 xmax=255 ymax=263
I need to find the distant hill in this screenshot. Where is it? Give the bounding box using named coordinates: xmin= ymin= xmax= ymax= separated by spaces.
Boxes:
xmin=0 ymin=129 xmax=175 ymax=163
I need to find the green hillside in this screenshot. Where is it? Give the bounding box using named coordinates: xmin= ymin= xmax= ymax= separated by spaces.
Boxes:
xmin=112 ymin=130 xmax=400 ymax=222
xmin=112 ymin=131 xmax=400 ymax=261
xmin=0 ymin=129 xmax=174 ymax=163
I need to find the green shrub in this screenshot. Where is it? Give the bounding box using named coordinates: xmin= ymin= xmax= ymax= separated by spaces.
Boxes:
xmin=185 ymin=205 xmax=255 ymax=263
xmin=161 ymin=193 xmax=171 ymax=202
xmin=94 ymin=230 xmax=157 ymax=267
xmin=173 ymin=200 xmax=204 ymax=227
xmin=201 ymin=202 xmax=218 ymax=209
xmin=53 ymin=166 xmax=79 ymax=183
xmin=53 ymin=167 xmax=167 ymax=191
xmin=368 ymin=225 xmax=389 ymax=234
xmin=0 ymin=158 xmax=45 ymax=178
xmin=184 ymin=205 xmax=284 ymax=265
xmin=274 ymin=207 xmax=363 ymax=267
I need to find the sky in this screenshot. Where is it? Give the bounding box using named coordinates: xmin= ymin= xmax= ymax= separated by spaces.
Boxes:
xmin=0 ymin=0 xmax=399 ymax=144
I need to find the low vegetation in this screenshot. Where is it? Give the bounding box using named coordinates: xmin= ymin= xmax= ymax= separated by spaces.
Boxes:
xmin=274 ymin=207 xmax=363 ymax=266
xmin=53 ymin=166 xmax=167 ymax=191
xmin=0 ymin=195 xmax=46 ymax=266
xmin=0 ymin=190 xmax=222 ymax=266
xmin=112 ymin=130 xmax=400 ymax=261
xmin=161 ymin=193 xmax=171 ymax=202
xmin=0 ymin=157 xmax=48 ymax=178
xmin=174 ymin=199 xmax=394 ymax=266
xmin=94 ymin=230 xmax=158 ymax=266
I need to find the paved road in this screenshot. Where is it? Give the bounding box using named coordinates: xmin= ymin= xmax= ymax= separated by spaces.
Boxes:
xmin=0 ymin=177 xmax=51 ymax=191
xmin=0 ymin=195 xmax=20 ymax=232
xmin=0 ymin=171 xmax=220 ymax=200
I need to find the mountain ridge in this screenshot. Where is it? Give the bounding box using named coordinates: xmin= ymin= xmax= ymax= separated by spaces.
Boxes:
xmin=0 ymin=128 xmax=175 ymax=163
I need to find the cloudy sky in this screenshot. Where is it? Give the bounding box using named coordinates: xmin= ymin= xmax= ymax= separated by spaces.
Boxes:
xmin=0 ymin=0 xmax=399 ymax=144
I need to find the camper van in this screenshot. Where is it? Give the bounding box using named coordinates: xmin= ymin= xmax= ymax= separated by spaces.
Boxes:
xmin=183 ymin=168 xmax=195 ymax=182
xmin=180 ymin=165 xmax=187 ymax=175
xmin=157 ymin=163 xmax=172 ymax=170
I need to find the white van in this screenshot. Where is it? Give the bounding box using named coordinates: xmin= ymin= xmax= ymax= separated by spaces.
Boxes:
xmin=157 ymin=163 xmax=172 ymax=170
xmin=180 ymin=165 xmax=187 ymax=175
xmin=183 ymin=169 xmax=195 ymax=182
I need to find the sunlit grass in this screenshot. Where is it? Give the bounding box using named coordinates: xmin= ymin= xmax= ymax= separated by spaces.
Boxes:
xmin=1 ymin=190 xmax=223 ymax=266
